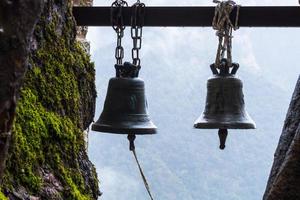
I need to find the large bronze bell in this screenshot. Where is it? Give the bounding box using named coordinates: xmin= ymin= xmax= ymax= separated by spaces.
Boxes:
xmin=194 ymin=59 xmax=255 ymax=149
xmin=92 ymin=62 xmax=157 ymax=135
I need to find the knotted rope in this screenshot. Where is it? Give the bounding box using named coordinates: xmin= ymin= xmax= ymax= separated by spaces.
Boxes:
xmin=212 ymin=0 xmax=240 ymax=67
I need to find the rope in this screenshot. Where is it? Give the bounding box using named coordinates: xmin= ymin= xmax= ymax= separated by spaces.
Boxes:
xmin=212 ymin=0 xmax=240 ymax=67
xmin=128 ymin=134 xmax=154 ymax=200
xmin=132 ymin=149 xmax=154 ymax=200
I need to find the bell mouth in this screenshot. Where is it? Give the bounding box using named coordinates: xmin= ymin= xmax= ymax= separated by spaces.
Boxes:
xmin=92 ymin=121 xmax=157 ymax=135
xmin=92 ymin=113 xmax=157 ymax=135
xmin=194 ymin=114 xmax=256 ymax=129
xmin=194 ymin=122 xmax=256 ymax=129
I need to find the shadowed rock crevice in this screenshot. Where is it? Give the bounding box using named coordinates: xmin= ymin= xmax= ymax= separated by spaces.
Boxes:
xmin=0 ymin=0 xmax=44 ymax=183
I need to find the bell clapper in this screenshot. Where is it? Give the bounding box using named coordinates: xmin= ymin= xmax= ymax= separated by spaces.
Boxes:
xmin=127 ymin=134 xmax=136 ymax=151
xmin=218 ymin=129 xmax=228 ymax=150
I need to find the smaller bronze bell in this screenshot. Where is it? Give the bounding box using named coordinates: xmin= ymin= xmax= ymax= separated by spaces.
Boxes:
xmin=92 ymin=62 xmax=157 ymax=135
xmin=194 ymin=59 xmax=255 ymax=149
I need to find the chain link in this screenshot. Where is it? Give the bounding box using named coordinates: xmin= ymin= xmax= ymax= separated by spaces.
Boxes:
xmin=131 ymin=1 xmax=145 ymax=67
xmin=111 ymin=0 xmax=128 ymax=65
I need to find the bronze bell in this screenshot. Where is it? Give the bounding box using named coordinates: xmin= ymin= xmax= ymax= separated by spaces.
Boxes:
xmin=92 ymin=62 xmax=157 ymax=135
xmin=194 ymin=59 xmax=255 ymax=149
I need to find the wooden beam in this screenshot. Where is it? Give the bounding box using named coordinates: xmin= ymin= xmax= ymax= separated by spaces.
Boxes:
xmin=73 ymin=6 xmax=300 ymax=27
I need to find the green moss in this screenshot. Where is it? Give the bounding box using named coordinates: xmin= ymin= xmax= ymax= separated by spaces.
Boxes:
xmin=0 ymin=191 xmax=8 ymax=200
xmin=25 ymin=21 xmax=95 ymax=127
xmin=4 ymin=89 xmax=92 ymax=198
xmin=1 ymin=0 xmax=98 ymax=199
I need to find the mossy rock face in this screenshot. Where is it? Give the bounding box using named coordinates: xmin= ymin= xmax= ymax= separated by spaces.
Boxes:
xmin=1 ymin=0 xmax=99 ymax=199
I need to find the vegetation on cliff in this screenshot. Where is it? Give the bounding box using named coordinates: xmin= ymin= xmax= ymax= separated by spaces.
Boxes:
xmin=1 ymin=0 xmax=99 ymax=199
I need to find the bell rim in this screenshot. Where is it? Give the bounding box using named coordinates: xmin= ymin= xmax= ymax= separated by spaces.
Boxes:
xmin=91 ymin=123 xmax=157 ymax=135
xmin=193 ymin=121 xmax=256 ymax=129
xmin=194 ymin=112 xmax=256 ymax=129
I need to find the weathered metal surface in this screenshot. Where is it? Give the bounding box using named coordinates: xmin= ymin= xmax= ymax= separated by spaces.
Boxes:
xmin=194 ymin=74 xmax=255 ymax=129
xmin=92 ymin=63 xmax=156 ymax=135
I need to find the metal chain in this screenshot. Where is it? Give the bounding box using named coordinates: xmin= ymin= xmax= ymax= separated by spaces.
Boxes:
xmin=111 ymin=0 xmax=128 ymax=65
xmin=131 ymin=1 xmax=145 ymax=67
xmin=212 ymin=0 xmax=240 ymax=68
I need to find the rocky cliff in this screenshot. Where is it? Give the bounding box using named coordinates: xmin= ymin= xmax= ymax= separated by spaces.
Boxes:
xmin=263 ymin=76 xmax=300 ymax=200
xmin=0 ymin=0 xmax=100 ymax=199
